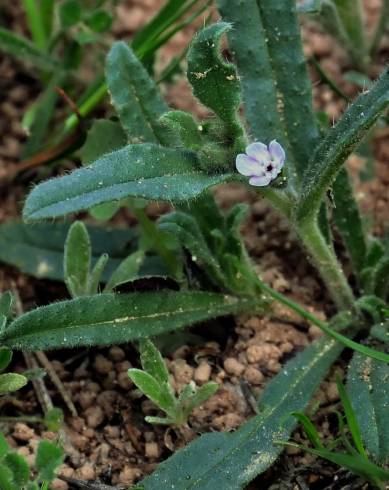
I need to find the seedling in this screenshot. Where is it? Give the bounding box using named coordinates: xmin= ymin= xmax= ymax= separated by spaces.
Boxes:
xmin=0 ymin=433 xmax=63 ymax=490
xmin=128 ymin=340 xmax=218 ymax=426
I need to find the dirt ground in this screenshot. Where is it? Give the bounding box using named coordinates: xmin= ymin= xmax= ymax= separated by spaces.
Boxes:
xmin=0 ymin=0 xmax=388 ymax=488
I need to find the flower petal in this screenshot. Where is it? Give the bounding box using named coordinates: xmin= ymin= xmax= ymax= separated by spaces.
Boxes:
xmin=246 ymin=142 xmax=270 ymax=163
xmin=236 ymin=154 xmax=262 ymax=176
xmin=269 ymin=140 xmax=285 ymax=166
xmin=249 ymin=174 xmax=272 ymax=187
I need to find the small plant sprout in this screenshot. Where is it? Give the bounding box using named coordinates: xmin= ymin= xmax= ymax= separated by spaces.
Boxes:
xmin=0 ymin=433 xmax=63 ymax=490
xmin=236 ymin=140 xmax=286 ymax=186
xmin=128 ymin=340 xmax=218 ymax=427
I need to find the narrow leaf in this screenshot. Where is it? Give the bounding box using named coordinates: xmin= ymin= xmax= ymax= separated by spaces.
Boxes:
xmin=64 ymin=221 xmax=91 ymax=297
xmin=0 ymin=464 xmax=17 ymax=490
xmin=0 ymin=27 xmax=57 ymax=71
xmin=217 ymin=0 xmax=319 ymax=181
xmin=332 ymin=167 xmax=367 ymax=279
xmin=0 ymin=433 xmax=9 ymax=459
xmin=106 ymin=42 xmax=169 ymax=144
xmin=139 ymin=337 xmax=342 ymax=489
xmin=291 ymin=412 xmax=324 ymax=449
xmin=347 ymin=352 xmax=389 ymax=463
xmin=87 ymin=254 xmax=108 ymax=295
xmin=0 ymin=222 xmax=135 ymax=282
xmin=336 ymin=378 xmax=366 ymax=457
xmin=35 ymin=441 xmax=63 ymax=482
xmin=104 ymin=251 xmax=144 ymax=292
xmin=0 ymin=348 xmax=12 ymax=372
xmin=0 ymin=292 xmax=13 ymax=318
xmin=298 ymin=68 xmax=389 ymax=223
xmin=0 ymin=374 xmax=28 ymax=394
xmin=139 ymin=339 xmax=170 ymax=385
xmin=182 ymin=381 xmax=218 ymax=416
xmin=128 ymin=369 xmax=176 ymax=414
xmin=187 ymin=23 xmax=241 ymax=129
xmin=2 ymin=292 xmax=258 ymax=351
xmin=23 ymin=144 xmax=233 ymax=221
xmin=80 ymin=119 xmax=127 ymax=166
xmin=4 ymin=453 xmax=29 ymax=487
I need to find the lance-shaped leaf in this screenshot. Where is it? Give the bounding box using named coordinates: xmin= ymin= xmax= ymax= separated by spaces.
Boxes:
xmin=332 ymin=167 xmax=367 ymax=280
xmin=106 ymin=41 xmax=170 ymax=144
xmin=0 ymin=222 xmax=136 ymax=281
xmin=347 ymin=352 xmax=389 ymax=463
xmin=187 ymin=23 xmax=241 ymax=131
xmin=138 ymin=337 xmax=342 ymax=489
xmin=23 ymin=144 xmax=233 ymax=221
xmin=297 ymin=68 xmax=389 ymax=224
xmin=0 ymin=27 xmax=58 ymax=71
xmin=64 ymin=221 xmax=91 ymax=297
xmin=1 ymin=292 xmax=258 ymax=351
xmin=217 ymin=0 xmax=319 ymax=181
xmin=80 ymin=119 xmax=127 ymax=166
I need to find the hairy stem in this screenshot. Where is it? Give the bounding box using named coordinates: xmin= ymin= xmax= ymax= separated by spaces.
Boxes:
xmin=297 ymin=219 xmax=356 ymax=313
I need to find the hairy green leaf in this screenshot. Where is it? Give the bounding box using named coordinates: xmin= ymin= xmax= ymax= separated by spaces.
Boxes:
xmin=0 ymin=222 xmax=135 ymax=281
xmin=0 ymin=292 xmax=13 ymax=318
xmin=217 ymin=0 xmax=319 ymax=183
xmin=139 ymin=337 xmax=342 ymax=489
xmin=128 ymin=369 xmax=176 ymax=414
xmin=2 ymin=292 xmax=257 ymax=351
xmin=104 ymin=251 xmax=145 ymax=292
xmin=64 ymin=221 xmax=91 ymax=297
xmin=187 ymin=23 xmax=241 ymax=130
xmin=3 ymin=453 xmax=29 ymax=487
xmin=80 ymin=119 xmax=127 ymax=166
xmin=182 ymin=382 xmax=218 ymax=417
xmin=0 ymin=373 xmax=27 ymax=394
xmin=139 ymin=339 xmax=170 ymax=385
xmin=106 ymin=42 xmax=169 ymax=144
xmin=0 ymin=463 xmax=17 ymax=490
xmin=298 ymin=68 xmax=389 ymax=223
xmin=332 ymin=167 xmax=367 ymax=279
xmin=347 ymin=352 xmax=389 ymax=463
xmin=35 ymin=441 xmax=63 ymax=482
xmin=159 ymin=111 xmax=202 ymax=150
xmin=23 ymin=144 xmax=233 ymax=221
xmin=0 ymin=348 xmax=13 ymax=372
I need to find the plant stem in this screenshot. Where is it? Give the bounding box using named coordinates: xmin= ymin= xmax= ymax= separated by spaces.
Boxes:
xmin=256 ymin=280 xmax=389 ymax=363
xmin=0 ymin=415 xmax=42 ymax=424
xmin=297 ymin=219 xmax=356 ymax=313
xmin=131 ymin=206 xmax=183 ymax=281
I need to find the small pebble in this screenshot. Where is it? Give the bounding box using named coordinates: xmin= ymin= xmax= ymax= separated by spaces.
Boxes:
xmin=94 ymin=354 xmax=113 ymax=375
xmin=223 ymin=358 xmax=245 ymax=376
xmin=145 ymin=442 xmax=160 ymax=459
xmin=194 ymin=361 xmax=212 ymax=384
xmin=85 ymin=406 xmax=105 ymax=428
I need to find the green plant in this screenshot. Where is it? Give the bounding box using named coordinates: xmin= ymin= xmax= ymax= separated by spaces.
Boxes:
xmin=0 ymin=433 xmax=63 ymax=490
xmin=298 ymin=0 xmax=389 ymax=72
xmin=0 ymin=293 xmax=28 ymax=396
xmin=0 ymin=0 xmax=211 ymax=170
xmin=287 ymin=378 xmax=389 ymax=489
xmin=0 ymin=0 xmax=388 ymax=488
xmin=128 ymin=339 xmax=218 ymax=426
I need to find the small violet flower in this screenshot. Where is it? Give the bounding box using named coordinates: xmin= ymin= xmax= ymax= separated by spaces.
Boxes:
xmin=236 ymin=140 xmax=285 ymax=187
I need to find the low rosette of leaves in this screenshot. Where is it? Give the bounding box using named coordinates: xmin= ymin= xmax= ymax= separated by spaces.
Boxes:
xmin=128 ymin=340 xmax=218 ymax=426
